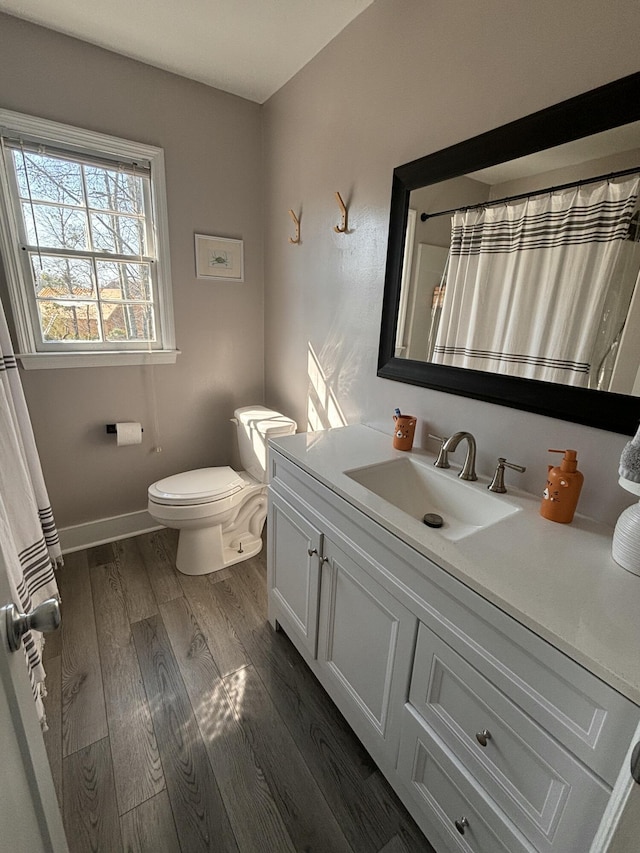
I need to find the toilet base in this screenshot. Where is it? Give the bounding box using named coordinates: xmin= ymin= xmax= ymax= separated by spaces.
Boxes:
xmin=172 ymin=489 xmax=268 ymax=575
xmin=176 ymin=526 xmax=263 ymax=575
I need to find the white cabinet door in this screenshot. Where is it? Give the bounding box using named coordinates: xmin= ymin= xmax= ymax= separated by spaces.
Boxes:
xmin=317 ymin=537 xmax=416 ymax=765
xmin=267 ymin=491 xmax=323 ymax=657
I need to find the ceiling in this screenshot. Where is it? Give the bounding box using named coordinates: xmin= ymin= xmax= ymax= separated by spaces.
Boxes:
xmin=0 ymin=0 xmax=374 ymax=103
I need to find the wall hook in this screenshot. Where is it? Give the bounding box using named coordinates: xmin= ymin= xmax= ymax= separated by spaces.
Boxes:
xmin=288 ymin=209 xmax=300 ymax=244
xmin=333 ymin=191 xmax=348 ymax=233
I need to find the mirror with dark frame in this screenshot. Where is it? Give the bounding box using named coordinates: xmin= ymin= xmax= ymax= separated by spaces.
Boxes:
xmin=378 ymin=73 xmax=640 ymax=435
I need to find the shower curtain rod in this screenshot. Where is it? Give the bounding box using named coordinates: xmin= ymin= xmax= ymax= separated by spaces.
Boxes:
xmin=420 ymin=164 xmax=640 ymax=222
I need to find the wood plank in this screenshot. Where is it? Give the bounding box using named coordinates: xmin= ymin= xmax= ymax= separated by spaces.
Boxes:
xmin=136 ymin=531 xmax=182 ymax=604
xmin=42 ymin=611 xmax=62 ymax=661
xmin=91 ymin=562 xmax=165 ymax=814
xmin=178 ymin=572 xmax=249 ymax=677
xmin=160 ymin=526 xmax=179 ymax=552
xmin=208 ymin=566 xmax=232 ymax=584
xmin=42 ymin=654 xmax=63 ymax=809
xmin=160 ymin=596 xmax=297 ymax=853
xmin=63 ymin=737 xmax=123 ymax=853
xmin=113 ymin=538 xmax=158 ymax=623
xmin=223 ymin=664 xmax=354 ymax=853
xmin=120 ymin=790 xmax=180 ymax=853
xmin=132 ymin=614 xmax=239 ymax=853
xmin=366 ymin=771 xmax=437 ymax=853
xmin=218 ymin=561 xmax=379 ymax=785
xmin=378 ymin=835 xmax=412 ymax=853
xmin=86 ymin=543 xmax=116 ymax=568
xmin=232 ymin=556 xmax=431 ymax=852
xmin=210 ymin=576 xmax=393 ymax=852
xmin=58 ymin=550 xmax=108 ymax=756
xmin=231 ymin=557 xmax=268 ymax=622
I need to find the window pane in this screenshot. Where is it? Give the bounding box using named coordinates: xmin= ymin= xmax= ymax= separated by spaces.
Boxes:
xmin=91 ymin=211 xmax=144 ymax=255
xmin=103 ymin=303 xmax=155 ymax=342
xmin=84 ymin=166 xmax=144 ymax=215
xmin=37 ymin=300 xmax=100 ymax=342
xmin=13 ymin=151 xmax=83 ymax=206
xmin=96 ymin=261 xmax=151 ymax=301
xmin=23 ymin=202 xmax=88 ymax=250
xmin=31 ymin=255 xmax=95 ymax=299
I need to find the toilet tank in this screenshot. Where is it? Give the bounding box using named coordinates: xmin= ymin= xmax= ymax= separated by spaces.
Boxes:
xmin=234 ymin=406 xmax=297 ymax=483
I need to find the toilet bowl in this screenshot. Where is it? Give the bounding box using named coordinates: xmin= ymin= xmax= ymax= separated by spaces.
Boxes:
xmin=148 ymin=406 xmax=296 ymax=575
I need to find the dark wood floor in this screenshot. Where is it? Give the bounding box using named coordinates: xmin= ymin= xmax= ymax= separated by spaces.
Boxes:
xmin=42 ymin=529 xmax=435 ymax=853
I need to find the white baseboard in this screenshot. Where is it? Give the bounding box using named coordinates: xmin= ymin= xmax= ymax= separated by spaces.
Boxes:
xmin=59 ymin=510 xmax=163 ymax=554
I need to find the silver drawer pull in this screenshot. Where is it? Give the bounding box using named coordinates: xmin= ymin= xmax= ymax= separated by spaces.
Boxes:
xmin=475 ymin=729 xmax=492 ymax=747
xmin=454 ymin=816 xmax=469 ymax=835
xmin=307 ymin=548 xmax=318 ymax=557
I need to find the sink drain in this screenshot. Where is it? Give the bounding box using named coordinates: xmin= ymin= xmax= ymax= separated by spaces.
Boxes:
xmin=423 ymin=512 xmax=444 ymax=529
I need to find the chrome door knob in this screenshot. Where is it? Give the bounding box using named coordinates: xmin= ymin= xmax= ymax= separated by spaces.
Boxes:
xmin=3 ymin=598 xmax=61 ymax=652
xmin=475 ymin=729 xmax=492 ymax=747
xmin=307 ymin=548 xmax=318 ymax=557
xmin=454 ymin=816 xmax=469 ymax=835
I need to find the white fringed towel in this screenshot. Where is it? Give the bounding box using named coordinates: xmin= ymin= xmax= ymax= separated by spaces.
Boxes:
xmin=0 ymin=309 xmax=61 ymax=724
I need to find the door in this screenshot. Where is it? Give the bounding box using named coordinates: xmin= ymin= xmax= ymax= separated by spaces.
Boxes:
xmin=0 ymin=546 xmax=68 ymax=852
xmin=317 ymin=537 xmax=417 ymax=765
xmin=267 ymin=491 xmax=323 ymax=657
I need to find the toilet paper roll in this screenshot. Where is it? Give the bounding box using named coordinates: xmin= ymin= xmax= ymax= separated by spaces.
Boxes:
xmin=116 ymin=422 xmax=143 ymax=446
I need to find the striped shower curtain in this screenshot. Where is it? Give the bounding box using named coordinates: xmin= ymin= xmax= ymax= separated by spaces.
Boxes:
xmin=432 ymin=177 xmax=640 ymax=386
xmin=0 ymin=301 xmax=61 ymax=725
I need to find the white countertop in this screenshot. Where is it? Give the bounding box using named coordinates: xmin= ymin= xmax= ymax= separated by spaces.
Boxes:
xmin=270 ymin=424 xmax=640 ymax=706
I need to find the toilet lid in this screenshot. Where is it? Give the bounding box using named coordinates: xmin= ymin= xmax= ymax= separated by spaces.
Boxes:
xmin=148 ymin=467 xmax=245 ymax=505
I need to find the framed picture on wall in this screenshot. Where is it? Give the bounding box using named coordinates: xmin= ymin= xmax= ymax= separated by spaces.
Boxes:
xmin=194 ymin=234 xmax=244 ymax=281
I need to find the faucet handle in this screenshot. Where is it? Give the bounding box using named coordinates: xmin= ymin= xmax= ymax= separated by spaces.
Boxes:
xmin=429 ymin=434 xmax=450 ymax=469
xmin=488 ymin=457 xmax=526 ymax=493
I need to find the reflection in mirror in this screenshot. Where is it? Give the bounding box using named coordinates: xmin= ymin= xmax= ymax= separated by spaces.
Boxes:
xmin=396 ymin=127 xmax=640 ymax=396
xmin=378 ymin=73 xmax=640 ymax=434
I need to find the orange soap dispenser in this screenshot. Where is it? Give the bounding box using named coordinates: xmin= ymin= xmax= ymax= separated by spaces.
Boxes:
xmin=540 ymin=449 xmax=584 ymax=524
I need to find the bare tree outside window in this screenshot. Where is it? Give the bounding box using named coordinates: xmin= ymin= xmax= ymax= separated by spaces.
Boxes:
xmin=14 ymin=150 xmax=156 ymax=344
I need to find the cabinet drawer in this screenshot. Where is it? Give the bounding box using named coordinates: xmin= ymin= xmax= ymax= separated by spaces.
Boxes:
xmin=409 ymin=623 xmax=610 ymax=852
xmin=398 ymin=704 xmax=535 ymax=853
xmin=414 ymin=586 xmax=639 ymax=786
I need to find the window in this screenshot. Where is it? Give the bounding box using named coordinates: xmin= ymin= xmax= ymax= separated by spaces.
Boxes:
xmin=0 ymin=110 xmax=177 ymax=368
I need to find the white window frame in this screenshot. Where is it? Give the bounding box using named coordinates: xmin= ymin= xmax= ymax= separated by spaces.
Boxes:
xmin=0 ymin=109 xmax=178 ymax=368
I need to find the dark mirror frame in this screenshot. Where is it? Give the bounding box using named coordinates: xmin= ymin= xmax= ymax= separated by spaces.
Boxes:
xmin=378 ymin=72 xmax=640 ymax=435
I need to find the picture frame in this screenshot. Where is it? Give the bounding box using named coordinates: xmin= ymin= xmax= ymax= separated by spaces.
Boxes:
xmin=194 ymin=234 xmax=244 ymax=281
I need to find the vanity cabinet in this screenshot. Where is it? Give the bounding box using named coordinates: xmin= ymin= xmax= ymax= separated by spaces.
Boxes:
xmin=266 ymin=443 xmax=640 ymax=853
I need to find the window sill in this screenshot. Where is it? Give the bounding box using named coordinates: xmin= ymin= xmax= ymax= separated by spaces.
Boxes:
xmin=18 ymin=350 xmax=181 ymax=370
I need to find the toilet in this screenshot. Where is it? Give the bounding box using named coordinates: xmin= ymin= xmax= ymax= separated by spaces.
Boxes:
xmin=148 ymin=406 xmax=296 ymax=575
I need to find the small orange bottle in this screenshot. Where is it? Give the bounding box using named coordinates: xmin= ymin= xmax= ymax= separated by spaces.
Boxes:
xmin=540 ymin=449 xmax=584 ymax=524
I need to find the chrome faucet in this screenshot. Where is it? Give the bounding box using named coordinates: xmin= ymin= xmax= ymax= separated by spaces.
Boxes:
xmin=435 ymin=431 xmax=478 ymax=481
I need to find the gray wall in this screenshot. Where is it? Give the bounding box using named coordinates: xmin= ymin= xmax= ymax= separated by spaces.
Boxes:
xmin=263 ymin=0 xmax=640 ymax=526
xmin=2 ymin=2 xmax=640 ymax=533
xmin=0 ymin=14 xmax=265 ymax=528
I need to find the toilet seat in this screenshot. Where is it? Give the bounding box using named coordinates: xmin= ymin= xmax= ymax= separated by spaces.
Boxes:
xmin=148 ymin=467 xmax=245 ymax=506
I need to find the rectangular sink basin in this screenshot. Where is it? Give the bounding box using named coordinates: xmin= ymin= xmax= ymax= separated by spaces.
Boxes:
xmin=345 ymin=456 xmax=520 ymax=541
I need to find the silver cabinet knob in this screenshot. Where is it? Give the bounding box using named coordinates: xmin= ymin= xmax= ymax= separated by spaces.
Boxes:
xmin=475 ymin=729 xmax=492 ymax=747
xmin=454 ymin=816 xmax=469 ymax=835
xmin=307 ymin=548 xmax=318 ymax=557
xmin=3 ymin=598 xmax=61 ymax=652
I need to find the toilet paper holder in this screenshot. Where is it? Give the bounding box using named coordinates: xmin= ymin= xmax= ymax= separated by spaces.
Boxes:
xmin=106 ymin=424 xmax=144 ymax=434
